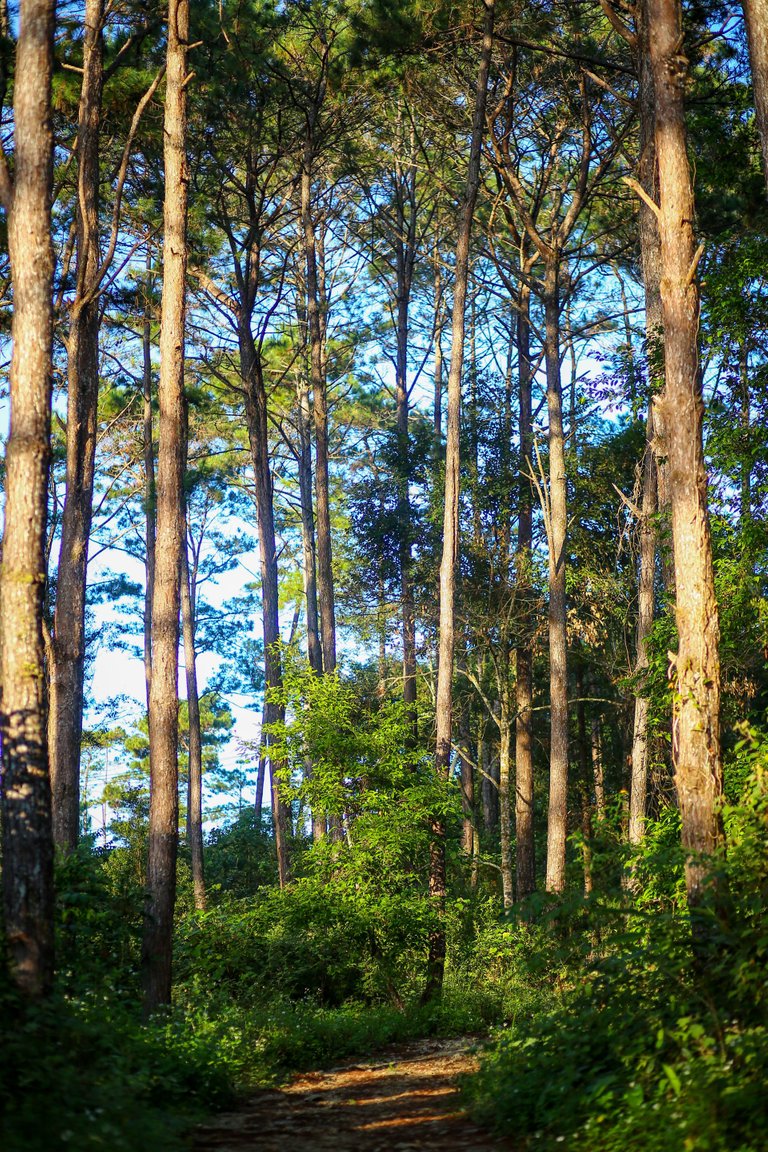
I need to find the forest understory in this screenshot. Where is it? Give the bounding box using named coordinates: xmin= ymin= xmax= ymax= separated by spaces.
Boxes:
xmin=1 ymin=0 xmax=768 ymax=1149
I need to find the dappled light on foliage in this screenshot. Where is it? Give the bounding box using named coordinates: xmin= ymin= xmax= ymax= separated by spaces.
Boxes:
xmin=0 ymin=0 xmax=767 ymax=1147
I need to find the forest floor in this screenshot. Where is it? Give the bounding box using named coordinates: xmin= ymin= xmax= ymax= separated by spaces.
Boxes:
xmin=190 ymin=1035 xmax=515 ymax=1151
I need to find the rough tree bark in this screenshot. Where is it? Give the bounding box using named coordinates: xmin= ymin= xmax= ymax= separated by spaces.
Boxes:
xmin=52 ymin=14 xmax=161 ymax=852
xmin=302 ymin=151 xmax=336 ymax=675
xmin=628 ymin=404 xmax=658 ymax=846
xmin=294 ymin=294 xmax=322 ymax=676
xmin=742 ymin=0 xmax=768 ymax=190
xmin=393 ymin=121 xmax=418 ymax=722
xmin=577 ymin=663 xmax=593 ymax=895
xmin=181 ymin=545 xmax=205 ymax=911
xmin=515 ymin=277 xmax=536 ymax=899
xmin=480 ymin=720 xmax=498 ymax=831
xmin=543 ymin=270 xmax=569 ymax=894
xmin=199 ymin=161 xmax=293 ymax=875
xmin=142 ymin=0 xmax=189 ymax=1016
xmin=295 ymin=272 xmax=325 ymax=841
xmin=0 ymin=0 xmax=56 ymax=999
xmin=497 ymin=681 xmax=515 ymax=908
xmin=297 ymin=384 xmax=322 ymax=676
xmin=648 ymin=0 xmax=724 ymax=905
xmin=240 ymin=329 xmax=291 ymax=887
xmin=425 ymin=0 xmax=494 ymax=1001
xmin=487 ymin=63 xmax=607 ymax=897
xmin=629 ymin=2 xmax=663 ymax=847
xmin=458 ymin=705 xmax=475 ymax=857
xmin=433 ymin=233 xmax=445 ymax=436
xmin=143 ymin=248 xmax=157 ymax=711
xmin=51 ymin=0 xmax=104 ymax=852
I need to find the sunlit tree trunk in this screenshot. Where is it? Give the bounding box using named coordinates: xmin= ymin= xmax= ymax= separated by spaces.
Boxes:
xmin=576 ymin=660 xmax=594 ymax=894
xmin=393 ymin=134 xmax=418 ymax=723
xmin=301 ymin=157 xmax=336 ymax=674
xmin=742 ymin=0 xmax=768 ymax=190
xmin=433 ymin=233 xmax=444 ymax=436
xmin=142 ymin=0 xmax=189 ymax=1016
xmin=481 ymin=721 xmax=498 ymax=832
xmin=254 ymin=745 xmax=266 ymax=819
xmin=0 ymin=0 xmax=56 ymax=999
xmin=426 ymin=0 xmax=494 ymax=1001
xmin=648 ymin=0 xmax=724 ymax=906
xmin=181 ymin=546 xmax=205 ymax=911
xmin=592 ymin=716 xmax=605 ymax=820
xmin=241 ymin=329 xmax=291 ymax=887
xmin=498 ymin=670 xmax=514 ymax=908
xmin=293 ymin=284 xmax=322 ymax=678
xmin=515 ymin=278 xmax=536 ymax=899
xmin=297 ymin=375 xmax=322 ymax=677
xmin=294 ymin=285 xmax=325 ymax=841
xmin=143 ymin=248 xmax=156 ymax=711
xmin=629 ymin=406 xmax=658 ymax=847
xmin=458 ymin=705 xmax=475 ymax=857
xmin=739 ymin=343 xmax=751 ymax=522
xmin=51 ymin=0 xmax=104 ymax=852
xmin=543 ymin=269 xmax=569 ymax=894
xmin=629 ymin=7 xmax=663 ymax=847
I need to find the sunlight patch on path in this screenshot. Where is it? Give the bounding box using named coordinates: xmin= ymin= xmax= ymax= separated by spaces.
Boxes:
xmin=191 ymin=1036 xmax=515 ymax=1151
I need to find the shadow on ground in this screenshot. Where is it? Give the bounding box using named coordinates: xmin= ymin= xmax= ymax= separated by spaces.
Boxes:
xmin=191 ymin=1036 xmax=514 ymax=1151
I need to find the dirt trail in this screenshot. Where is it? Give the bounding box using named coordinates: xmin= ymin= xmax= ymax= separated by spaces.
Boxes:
xmin=191 ymin=1035 xmax=513 ymax=1151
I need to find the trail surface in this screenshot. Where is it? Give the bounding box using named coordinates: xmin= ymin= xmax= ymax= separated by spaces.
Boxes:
xmin=191 ymin=1035 xmax=513 ymax=1151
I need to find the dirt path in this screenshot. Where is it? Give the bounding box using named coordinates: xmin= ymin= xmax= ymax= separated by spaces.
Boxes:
xmin=191 ymin=1036 xmax=513 ymax=1151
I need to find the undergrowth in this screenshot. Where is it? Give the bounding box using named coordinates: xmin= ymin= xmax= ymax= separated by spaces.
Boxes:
xmin=0 ymin=828 xmax=513 ymax=1152
xmin=464 ymin=759 xmax=768 ymax=1152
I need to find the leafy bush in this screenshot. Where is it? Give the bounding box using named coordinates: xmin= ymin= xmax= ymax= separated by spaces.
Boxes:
xmin=0 ymin=986 xmax=235 ymax=1152
xmin=465 ymin=762 xmax=768 ymax=1152
xmin=55 ymin=839 xmax=144 ymax=997
xmin=203 ymin=808 xmax=278 ymax=896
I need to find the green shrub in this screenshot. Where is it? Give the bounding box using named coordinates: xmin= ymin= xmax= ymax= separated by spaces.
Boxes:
xmin=0 ymin=986 xmax=235 ymax=1152
xmin=465 ymin=765 xmax=768 ymax=1152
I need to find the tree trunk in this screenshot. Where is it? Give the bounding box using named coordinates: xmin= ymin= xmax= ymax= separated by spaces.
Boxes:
xmin=51 ymin=0 xmax=104 ymax=852
xmin=480 ymin=720 xmax=498 ymax=831
xmin=515 ymin=279 xmax=536 ymax=899
xmin=395 ymin=205 xmax=418 ymax=723
xmin=142 ymin=0 xmax=189 ymax=1016
xmin=0 ymin=0 xmax=56 ymax=999
xmin=301 ymin=160 xmax=336 ymax=674
xmin=648 ymin=0 xmax=724 ymax=906
xmin=592 ymin=716 xmax=605 ymax=819
xmin=295 ymin=290 xmax=324 ymax=840
xmin=297 ymin=372 xmax=322 ymax=675
xmin=580 ymin=783 xmax=594 ymax=895
xmin=433 ymin=234 xmax=444 ymax=437
xmin=377 ymin=562 xmax=387 ymax=697
xmin=240 ymin=329 xmax=291 ymax=888
xmin=544 ymin=274 xmax=569 ymax=894
xmin=576 ymin=661 xmax=593 ymax=894
xmin=254 ymin=738 xmax=266 ymax=819
xmin=629 ymin=5 xmax=663 ymax=847
xmin=181 ymin=546 xmax=205 ymax=911
xmin=742 ymin=0 xmax=768 ymax=191
xmin=638 ymin=18 xmax=674 ymax=595
xmin=426 ymin=0 xmax=494 ymax=1001
xmin=143 ymin=247 xmax=156 ymax=710
xmin=498 ymin=328 xmax=516 ymax=910
xmin=629 ymin=405 xmax=658 ymax=846
xmin=458 ymin=707 xmax=474 ymax=857
xmin=498 ymin=672 xmax=514 ymax=909
xmin=740 ymin=342 xmax=751 ymax=522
